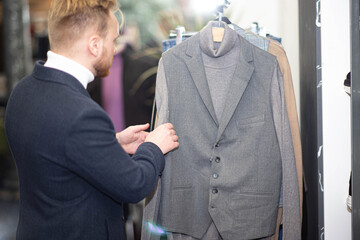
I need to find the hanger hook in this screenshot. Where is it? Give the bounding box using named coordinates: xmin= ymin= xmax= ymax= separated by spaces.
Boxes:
xmin=216 ymin=0 xmax=231 ymax=26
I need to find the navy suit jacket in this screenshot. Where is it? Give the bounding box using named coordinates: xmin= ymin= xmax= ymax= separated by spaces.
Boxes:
xmin=5 ymin=62 xmax=165 ymax=240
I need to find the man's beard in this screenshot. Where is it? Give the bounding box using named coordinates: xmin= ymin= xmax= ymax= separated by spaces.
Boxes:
xmin=94 ymin=52 xmax=113 ymax=78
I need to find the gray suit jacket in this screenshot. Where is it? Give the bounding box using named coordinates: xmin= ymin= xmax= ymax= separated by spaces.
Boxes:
xmin=142 ymin=22 xmax=300 ymax=240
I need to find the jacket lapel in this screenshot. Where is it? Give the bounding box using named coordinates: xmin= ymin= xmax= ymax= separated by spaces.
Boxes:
xmin=216 ymin=37 xmax=254 ymax=142
xmin=182 ymin=32 xmax=255 ymax=132
xmin=184 ymin=35 xmax=218 ymax=125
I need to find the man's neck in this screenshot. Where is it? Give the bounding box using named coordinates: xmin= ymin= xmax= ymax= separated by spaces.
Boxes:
xmin=44 ymin=51 xmax=95 ymax=89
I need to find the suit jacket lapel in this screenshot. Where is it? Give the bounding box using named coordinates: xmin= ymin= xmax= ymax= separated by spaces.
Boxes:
xmin=182 ymin=31 xmax=255 ymax=132
xmin=216 ymin=37 xmax=254 ymax=142
xmin=185 ymin=35 xmax=218 ymax=125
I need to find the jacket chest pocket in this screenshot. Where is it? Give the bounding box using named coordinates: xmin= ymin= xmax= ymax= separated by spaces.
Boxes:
xmin=236 ymin=114 xmax=265 ymax=129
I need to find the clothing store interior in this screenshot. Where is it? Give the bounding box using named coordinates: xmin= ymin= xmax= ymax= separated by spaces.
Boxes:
xmin=0 ymin=0 xmax=359 ymax=239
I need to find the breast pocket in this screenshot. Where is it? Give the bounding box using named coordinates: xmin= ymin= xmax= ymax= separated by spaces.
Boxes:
xmin=236 ymin=114 xmax=265 ymax=129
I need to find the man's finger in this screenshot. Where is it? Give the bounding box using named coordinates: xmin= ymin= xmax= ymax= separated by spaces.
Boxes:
xmin=131 ymin=123 xmax=150 ymax=132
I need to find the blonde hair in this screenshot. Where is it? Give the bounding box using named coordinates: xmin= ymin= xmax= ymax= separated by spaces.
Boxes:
xmin=48 ymin=0 xmax=119 ymax=50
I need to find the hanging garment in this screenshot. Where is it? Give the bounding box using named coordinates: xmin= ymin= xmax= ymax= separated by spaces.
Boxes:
xmin=163 ymin=38 xmax=187 ymax=52
xmin=267 ymin=39 xmax=303 ymax=220
xmin=142 ymin=21 xmax=301 ymax=240
xmin=122 ymin=45 xmax=161 ymax=127
xmin=159 ymin=22 xmax=303 ymax=238
xmin=233 ymin=24 xmax=303 ymax=239
xmin=162 ymin=25 xmax=269 ymax=53
xmin=233 ymin=25 xmax=270 ymax=51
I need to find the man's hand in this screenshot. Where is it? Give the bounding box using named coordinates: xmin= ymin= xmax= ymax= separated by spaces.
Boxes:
xmin=116 ymin=123 xmax=150 ymax=154
xmin=145 ymin=123 xmax=179 ymax=154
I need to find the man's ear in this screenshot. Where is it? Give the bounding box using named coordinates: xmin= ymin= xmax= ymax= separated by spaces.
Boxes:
xmin=88 ymin=35 xmax=103 ymax=57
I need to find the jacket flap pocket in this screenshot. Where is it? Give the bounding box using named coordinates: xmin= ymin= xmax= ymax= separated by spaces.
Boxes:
xmin=237 ymin=114 xmax=265 ymax=127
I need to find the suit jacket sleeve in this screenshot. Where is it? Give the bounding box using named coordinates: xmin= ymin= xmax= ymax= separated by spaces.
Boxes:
xmin=271 ymin=62 xmax=301 ymax=240
xmin=155 ymin=58 xmax=169 ymax=126
xmin=141 ymin=57 xmax=168 ymax=240
xmin=268 ymin=41 xmax=303 ymax=220
xmin=64 ymin=106 xmax=165 ymax=204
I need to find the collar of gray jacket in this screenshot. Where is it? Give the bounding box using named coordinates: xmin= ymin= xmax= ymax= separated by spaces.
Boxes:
xmin=200 ymin=21 xmax=238 ymax=58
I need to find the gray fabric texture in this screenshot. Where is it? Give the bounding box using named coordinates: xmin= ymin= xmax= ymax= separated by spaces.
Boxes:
xmin=232 ymin=24 xmax=270 ymax=51
xmin=200 ymin=21 xmax=240 ymax=121
xmin=142 ymin=21 xmax=300 ymax=240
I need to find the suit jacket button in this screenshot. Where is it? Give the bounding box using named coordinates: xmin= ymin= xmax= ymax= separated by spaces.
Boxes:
xmin=213 ymin=173 xmax=219 ymax=179
xmin=215 ymin=157 xmax=220 ymax=163
xmin=212 ymin=188 xmax=218 ymax=194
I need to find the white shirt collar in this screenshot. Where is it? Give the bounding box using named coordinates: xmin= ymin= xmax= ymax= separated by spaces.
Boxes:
xmin=44 ymin=51 xmax=95 ymax=89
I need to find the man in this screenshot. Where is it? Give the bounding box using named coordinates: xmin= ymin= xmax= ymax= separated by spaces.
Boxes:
xmin=4 ymin=0 xmax=179 ymax=239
